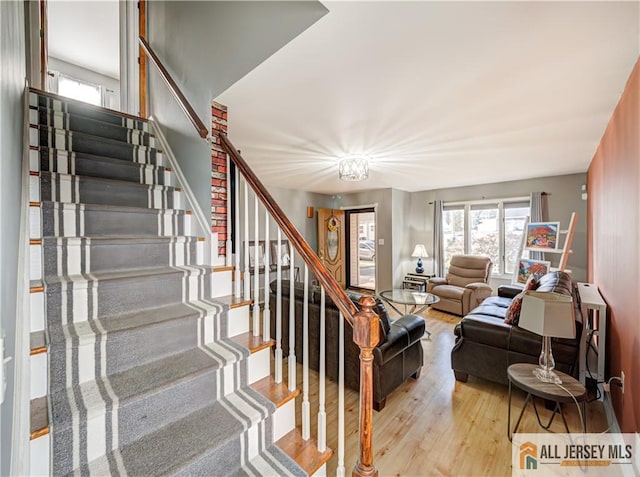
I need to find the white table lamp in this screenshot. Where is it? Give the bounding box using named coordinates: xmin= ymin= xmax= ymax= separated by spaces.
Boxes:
xmin=519 ymin=291 xmax=576 ymax=384
xmin=411 ymin=244 xmax=428 ymax=274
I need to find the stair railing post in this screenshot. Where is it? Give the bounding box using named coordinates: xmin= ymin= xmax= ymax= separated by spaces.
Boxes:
xmin=317 ymin=285 xmax=327 ymax=451
xmin=234 ymin=166 xmax=241 ymax=297
xmin=301 ymin=264 xmax=310 ymax=440
xmin=263 ymin=210 xmax=270 ymax=341
xmin=225 ymin=151 xmax=232 ymax=267
xmin=287 ymin=248 xmax=296 ymax=392
xmin=252 ymin=193 xmax=260 ymax=336
xmin=274 ymin=228 xmax=283 ymax=383
xmin=352 ymin=296 xmax=380 ymax=477
xmin=243 ymin=179 xmax=250 ymax=300
xmin=337 ymin=310 xmax=345 ymax=477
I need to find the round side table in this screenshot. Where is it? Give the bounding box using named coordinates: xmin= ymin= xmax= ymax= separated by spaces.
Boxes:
xmin=507 ymin=363 xmax=587 ymax=441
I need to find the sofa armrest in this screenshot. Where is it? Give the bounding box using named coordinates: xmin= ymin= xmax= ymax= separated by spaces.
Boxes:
xmin=497 ymin=284 xmax=523 ymax=299
xmin=465 ymin=282 xmax=492 ymax=292
xmin=373 ymin=315 xmax=425 ymax=365
xmin=427 ymin=277 xmax=447 ymax=292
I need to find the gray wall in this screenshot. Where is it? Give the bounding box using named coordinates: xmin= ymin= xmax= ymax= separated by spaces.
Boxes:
xmin=0 ymin=1 xmax=26 ymax=473
xmin=147 ymin=1 xmax=328 ymax=222
xmin=407 ymin=173 xmax=588 ymax=284
xmin=268 ymin=185 xmax=332 ymax=254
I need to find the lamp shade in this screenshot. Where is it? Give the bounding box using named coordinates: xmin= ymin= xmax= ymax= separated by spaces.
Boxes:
xmin=411 ymin=244 xmax=428 ymax=258
xmin=519 ymin=291 xmax=576 ymax=339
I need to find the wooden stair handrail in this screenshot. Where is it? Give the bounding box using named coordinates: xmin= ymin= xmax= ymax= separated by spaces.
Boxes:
xmin=220 ymin=133 xmax=358 ymax=324
xmin=221 ymin=133 xmax=378 ymax=477
xmin=138 ymin=37 xmax=209 ymax=140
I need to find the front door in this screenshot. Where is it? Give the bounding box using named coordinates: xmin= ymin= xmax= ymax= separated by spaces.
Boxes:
xmin=317 ymin=208 xmax=346 ymax=288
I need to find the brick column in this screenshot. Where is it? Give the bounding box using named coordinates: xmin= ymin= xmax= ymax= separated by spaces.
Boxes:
xmin=211 ymin=101 xmax=228 ymax=258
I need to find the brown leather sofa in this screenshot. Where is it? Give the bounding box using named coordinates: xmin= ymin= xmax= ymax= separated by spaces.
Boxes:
xmin=427 ymin=255 xmax=493 ymax=316
xmin=451 ymin=271 xmax=583 ymax=384
xmin=269 ymin=280 xmax=425 ymax=411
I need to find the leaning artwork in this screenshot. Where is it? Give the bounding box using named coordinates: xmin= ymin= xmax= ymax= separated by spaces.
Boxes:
xmin=517 ymin=259 xmax=551 ymax=284
xmin=525 ymin=222 xmax=560 ymax=250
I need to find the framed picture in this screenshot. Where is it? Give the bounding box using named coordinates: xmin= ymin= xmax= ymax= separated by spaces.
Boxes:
xmin=245 ymin=241 xmax=265 ymax=269
xmin=517 ymin=259 xmax=551 ymax=284
xmin=270 ymin=240 xmax=291 ymax=267
xmin=525 ymin=222 xmax=560 ymax=250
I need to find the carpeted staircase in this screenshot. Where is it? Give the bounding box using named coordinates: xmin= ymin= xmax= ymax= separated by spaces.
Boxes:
xmin=28 ymin=90 xmax=306 ymax=476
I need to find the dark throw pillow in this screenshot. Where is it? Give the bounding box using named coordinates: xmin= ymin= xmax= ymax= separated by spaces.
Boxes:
xmin=504 ymin=275 xmax=538 ymax=325
xmin=504 ymin=292 xmax=525 ymax=325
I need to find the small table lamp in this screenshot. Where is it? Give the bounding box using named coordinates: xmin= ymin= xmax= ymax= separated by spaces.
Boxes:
xmin=518 ymin=291 xmax=576 ymax=384
xmin=411 ymin=244 xmax=428 ymax=274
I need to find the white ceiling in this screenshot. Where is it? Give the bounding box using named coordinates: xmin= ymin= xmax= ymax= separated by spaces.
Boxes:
xmin=48 ymin=0 xmax=120 ymax=79
xmin=218 ymin=1 xmax=640 ymax=194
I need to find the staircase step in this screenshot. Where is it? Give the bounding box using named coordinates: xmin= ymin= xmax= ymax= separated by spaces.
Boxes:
xmin=30 ymin=396 xmax=49 ymax=440
xmin=49 ymin=346 xmax=254 ymax=471
xmin=232 ymin=332 xmax=276 ymax=354
xmin=76 ymin=389 xmax=292 ymax=477
xmin=253 ymin=376 xmax=300 ymax=409
xmin=40 ymin=171 xmax=180 ymax=209
xmin=31 ymin=89 xmax=149 ymax=132
xmin=48 ymin=301 xmax=227 ymax=378
xmin=231 ymin=445 xmax=307 ymax=477
xmin=31 ymin=107 xmax=154 ymax=146
xmin=277 ymin=429 xmax=334 ymax=477
xmin=43 ymin=265 xmax=213 ymax=324
xmin=40 ymin=201 xmax=190 ymax=237
xmin=31 ymin=125 xmax=162 ymax=165
xmin=216 ymin=294 xmax=253 ymax=310
xmin=37 ymin=147 xmax=169 ymax=185
xmin=30 ymin=330 xmax=47 ymax=355
xmin=42 ymin=236 xmax=200 ymax=276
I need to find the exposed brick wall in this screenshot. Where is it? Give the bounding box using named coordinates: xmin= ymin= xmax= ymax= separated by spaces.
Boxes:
xmin=211 ymin=101 xmax=228 ymax=258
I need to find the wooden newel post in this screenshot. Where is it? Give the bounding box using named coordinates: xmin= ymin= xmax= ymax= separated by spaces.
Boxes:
xmin=352 ymin=296 xmax=380 ymax=477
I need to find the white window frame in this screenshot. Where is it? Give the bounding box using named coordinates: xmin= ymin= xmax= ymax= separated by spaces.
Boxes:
xmin=443 ymin=196 xmax=531 ymax=277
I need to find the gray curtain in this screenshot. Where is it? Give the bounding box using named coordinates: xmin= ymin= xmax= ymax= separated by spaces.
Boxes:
xmin=433 ymin=200 xmax=444 ymax=276
xmin=529 ymin=192 xmax=544 ymax=260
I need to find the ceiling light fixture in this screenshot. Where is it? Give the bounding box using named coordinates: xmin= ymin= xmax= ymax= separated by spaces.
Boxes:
xmin=338 ymin=155 xmax=370 ymax=181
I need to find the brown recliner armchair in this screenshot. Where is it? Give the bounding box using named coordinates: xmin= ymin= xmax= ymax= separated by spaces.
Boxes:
xmin=427 ymin=255 xmax=493 ymax=316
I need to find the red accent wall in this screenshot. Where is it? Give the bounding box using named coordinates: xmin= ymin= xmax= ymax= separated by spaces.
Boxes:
xmin=587 ymin=58 xmax=639 ymax=432
xmin=211 ymin=101 xmax=228 ymax=258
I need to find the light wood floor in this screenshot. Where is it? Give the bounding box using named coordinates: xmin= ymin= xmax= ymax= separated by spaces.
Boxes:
xmin=282 ymin=308 xmax=608 ymax=477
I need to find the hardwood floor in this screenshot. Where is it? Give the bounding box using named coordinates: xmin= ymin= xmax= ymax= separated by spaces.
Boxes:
xmin=281 ymin=308 xmax=608 ymax=476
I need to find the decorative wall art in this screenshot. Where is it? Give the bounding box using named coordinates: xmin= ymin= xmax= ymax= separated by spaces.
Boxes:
xmin=517 ymin=259 xmax=551 ymax=284
xmin=525 ymin=222 xmax=560 ymax=250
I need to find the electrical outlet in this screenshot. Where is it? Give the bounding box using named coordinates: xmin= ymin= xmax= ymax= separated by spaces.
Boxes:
xmin=621 ymin=371 xmax=625 ymax=394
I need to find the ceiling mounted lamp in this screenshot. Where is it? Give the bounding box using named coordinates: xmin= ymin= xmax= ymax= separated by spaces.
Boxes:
xmin=338 ymin=155 xmax=370 ymax=181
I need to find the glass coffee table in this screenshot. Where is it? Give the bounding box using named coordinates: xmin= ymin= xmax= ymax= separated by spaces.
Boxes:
xmin=379 ymin=289 xmax=440 ymax=337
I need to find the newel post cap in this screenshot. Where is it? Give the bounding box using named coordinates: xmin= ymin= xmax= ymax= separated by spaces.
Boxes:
xmin=353 ymin=296 xmax=380 ymax=349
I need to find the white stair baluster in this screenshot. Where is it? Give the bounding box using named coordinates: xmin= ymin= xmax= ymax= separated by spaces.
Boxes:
xmin=275 ymin=228 xmax=283 ymax=383
xmin=225 ymin=152 xmax=232 ymax=267
xmin=234 ymin=166 xmax=241 ymax=298
xmin=317 ymin=285 xmax=326 ymax=451
xmin=302 ymin=264 xmax=310 ymax=440
xmin=337 ymin=310 xmax=345 ymax=477
xmin=263 ymin=211 xmax=270 ymax=341
xmin=243 ymin=179 xmax=250 ymax=300
xmin=288 ymin=248 xmax=296 ymax=392
xmin=252 ymin=193 xmax=259 ymax=336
